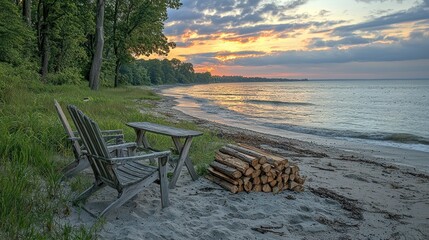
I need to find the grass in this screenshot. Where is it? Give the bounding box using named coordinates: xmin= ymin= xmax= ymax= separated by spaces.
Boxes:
xmin=0 ymin=62 xmax=227 ymax=238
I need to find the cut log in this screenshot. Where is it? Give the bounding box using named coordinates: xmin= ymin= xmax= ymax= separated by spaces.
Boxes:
xmin=289 ymin=172 xmax=296 ymax=181
xmin=252 ymin=176 xmax=261 ymax=185
xmin=243 ymin=177 xmax=251 ymax=185
xmin=270 ymin=169 xmax=277 ymax=179
xmin=252 ymin=184 xmax=262 ymax=192
xmin=288 ymin=180 xmax=299 ymax=190
xmin=292 ymin=185 xmax=304 ymax=192
xmin=272 ymin=186 xmax=280 ymax=194
xmin=277 ymin=181 xmax=284 ymax=191
xmin=210 ymin=161 xmax=242 ymax=179
xmin=261 ymin=175 xmax=268 ymax=184
xmin=226 ymin=144 xmax=268 ymax=164
xmin=262 ymin=184 xmax=272 ymax=193
xmin=244 ymin=167 xmax=254 ymax=176
xmin=219 ymin=146 xmax=259 ymax=167
xmin=238 ymin=184 xmax=244 ymax=192
xmin=276 ymin=163 xmax=285 ymax=172
xmin=283 ymin=174 xmax=289 ymax=184
xmin=267 ymin=176 xmax=274 ymax=183
xmin=290 ymin=165 xmax=299 ymax=174
xmin=244 ymin=181 xmax=253 ymax=192
xmin=215 ymin=151 xmax=249 ymax=173
xmin=251 ymin=169 xmax=261 ymax=178
xmin=284 ymin=167 xmax=291 ymax=175
xmin=269 ymin=180 xmax=277 ymax=187
xmin=207 ymin=167 xmax=241 ymax=186
xmin=276 ymin=174 xmax=282 ymax=183
xmin=206 ymin=175 xmax=238 ymax=193
xmin=262 ymin=163 xmax=272 ymax=173
xmin=295 ymin=176 xmax=306 ymax=185
xmin=253 ymin=164 xmax=261 ymax=170
xmin=237 ymin=143 xmax=288 ymax=165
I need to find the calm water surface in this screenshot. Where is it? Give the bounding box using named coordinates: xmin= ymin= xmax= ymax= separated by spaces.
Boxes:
xmin=162 ymin=80 xmax=429 ymax=152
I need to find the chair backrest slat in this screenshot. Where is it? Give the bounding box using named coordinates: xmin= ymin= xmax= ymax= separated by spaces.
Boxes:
xmin=67 ymin=105 xmax=119 ymax=186
xmin=54 ymin=100 xmax=81 ymax=159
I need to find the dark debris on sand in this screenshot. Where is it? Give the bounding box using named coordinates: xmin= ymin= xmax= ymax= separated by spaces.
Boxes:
xmin=309 ymin=187 xmax=363 ymax=220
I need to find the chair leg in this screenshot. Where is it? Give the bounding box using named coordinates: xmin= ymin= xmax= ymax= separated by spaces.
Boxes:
xmin=73 ymin=180 xmax=106 ymax=205
xmin=99 ymin=171 xmax=160 ymax=218
xmin=158 ymin=156 xmax=170 ymax=208
xmin=99 ymin=191 xmax=130 ymax=218
xmin=61 ymin=157 xmax=90 ymax=180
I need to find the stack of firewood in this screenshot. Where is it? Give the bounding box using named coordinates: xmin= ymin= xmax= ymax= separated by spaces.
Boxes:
xmin=206 ymin=143 xmax=305 ymax=194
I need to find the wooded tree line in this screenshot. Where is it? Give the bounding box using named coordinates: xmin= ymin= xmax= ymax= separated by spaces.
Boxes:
xmin=120 ymin=58 xmax=212 ymax=85
xmin=1 ymin=0 xmax=180 ymax=90
xmin=121 ymin=59 xmax=302 ymax=85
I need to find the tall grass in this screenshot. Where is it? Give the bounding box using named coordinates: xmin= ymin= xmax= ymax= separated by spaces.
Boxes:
xmin=0 ymin=62 xmax=226 ymax=238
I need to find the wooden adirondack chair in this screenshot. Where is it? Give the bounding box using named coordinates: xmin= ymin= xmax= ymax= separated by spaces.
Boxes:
xmin=67 ymin=105 xmax=170 ymax=218
xmin=54 ymin=100 xmax=124 ymax=179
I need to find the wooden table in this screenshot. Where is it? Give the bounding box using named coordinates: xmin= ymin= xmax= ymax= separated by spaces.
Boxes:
xmin=126 ymin=122 xmax=202 ymax=189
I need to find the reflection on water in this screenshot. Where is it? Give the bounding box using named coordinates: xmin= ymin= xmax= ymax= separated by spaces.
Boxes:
xmin=163 ymin=80 xmax=429 ymax=152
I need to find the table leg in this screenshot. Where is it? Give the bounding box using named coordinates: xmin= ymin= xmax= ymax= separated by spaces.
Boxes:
xmin=134 ymin=129 xmax=154 ymax=164
xmin=170 ymin=137 xmax=198 ymax=188
xmin=135 ymin=129 xmax=150 ymax=148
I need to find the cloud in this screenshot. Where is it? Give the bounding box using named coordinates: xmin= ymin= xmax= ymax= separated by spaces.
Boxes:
xmin=334 ymin=2 xmax=429 ymax=34
xmin=355 ymin=0 xmax=403 ymax=3
xmin=166 ymin=0 xmax=312 ymax=37
xmin=180 ymin=50 xmax=266 ymax=64
xmin=308 ymin=35 xmax=399 ymax=48
xmin=319 ymin=10 xmax=330 ymax=16
xmin=228 ymin=33 xmax=429 ymax=65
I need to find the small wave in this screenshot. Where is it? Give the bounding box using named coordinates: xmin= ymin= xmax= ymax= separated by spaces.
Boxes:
xmin=263 ymin=122 xmax=429 ymax=146
xmin=246 ymin=99 xmax=315 ymax=106
xmin=362 ymin=133 xmax=429 ymax=145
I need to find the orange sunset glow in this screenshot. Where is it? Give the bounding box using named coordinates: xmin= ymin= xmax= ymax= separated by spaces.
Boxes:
xmin=147 ymin=0 xmax=429 ymax=79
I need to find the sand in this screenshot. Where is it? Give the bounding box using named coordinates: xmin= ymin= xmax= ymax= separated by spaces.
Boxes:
xmin=61 ymin=87 xmax=429 ymax=239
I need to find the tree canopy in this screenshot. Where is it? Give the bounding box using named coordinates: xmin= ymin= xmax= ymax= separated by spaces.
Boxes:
xmin=1 ymin=0 xmax=181 ymax=89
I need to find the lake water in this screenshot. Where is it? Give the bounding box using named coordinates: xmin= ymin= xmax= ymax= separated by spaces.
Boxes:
xmin=162 ymin=79 xmax=429 ymax=153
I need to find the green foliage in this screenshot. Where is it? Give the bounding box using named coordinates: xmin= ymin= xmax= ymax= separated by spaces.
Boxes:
xmin=43 ymin=0 xmax=94 ymax=74
xmin=46 ymin=67 xmax=85 ymax=85
xmin=132 ymin=58 xmax=201 ymax=85
xmin=0 ymin=0 xmax=32 ymax=65
xmin=119 ymin=62 xmax=150 ymax=85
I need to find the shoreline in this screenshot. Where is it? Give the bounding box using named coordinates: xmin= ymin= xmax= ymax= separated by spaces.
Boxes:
xmin=64 ymin=85 xmax=429 ymax=239
xmin=155 ymin=85 xmax=429 ymax=174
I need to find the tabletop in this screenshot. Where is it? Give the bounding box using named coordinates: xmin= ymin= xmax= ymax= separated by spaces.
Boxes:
xmin=127 ymin=122 xmax=203 ymax=138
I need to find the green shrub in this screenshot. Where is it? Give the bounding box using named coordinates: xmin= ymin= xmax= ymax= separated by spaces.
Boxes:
xmin=46 ymin=68 xmax=85 ymax=85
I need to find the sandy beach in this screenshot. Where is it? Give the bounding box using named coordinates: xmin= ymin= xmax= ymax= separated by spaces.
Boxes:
xmin=62 ymin=87 xmax=429 ymax=239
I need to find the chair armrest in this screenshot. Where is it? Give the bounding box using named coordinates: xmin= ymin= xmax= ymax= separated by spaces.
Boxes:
xmin=100 ymin=129 xmax=123 ymax=135
xmin=106 ymin=142 xmax=137 ymax=151
xmin=68 ymin=136 xmax=80 ymax=142
xmin=108 ymin=151 xmax=170 ymax=164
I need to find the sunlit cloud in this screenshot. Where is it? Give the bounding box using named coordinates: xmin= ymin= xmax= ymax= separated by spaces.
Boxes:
xmin=153 ymin=0 xmax=429 ymax=79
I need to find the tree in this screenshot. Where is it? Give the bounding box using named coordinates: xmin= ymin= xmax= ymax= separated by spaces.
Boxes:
xmin=89 ymin=0 xmax=105 ymax=90
xmin=0 ymin=0 xmax=31 ymax=65
xmin=23 ymin=0 xmax=31 ymax=26
xmin=34 ymin=0 xmax=93 ymax=82
xmin=109 ymin=0 xmax=181 ymax=87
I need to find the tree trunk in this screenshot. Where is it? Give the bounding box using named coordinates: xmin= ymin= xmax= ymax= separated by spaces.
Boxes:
xmin=23 ymin=0 xmax=31 ymax=25
xmin=113 ymin=0 xmax=120 ymax=88
xmin=40 ymin=3 xmax=49 ymax=82
xmin=89 ymin=0 xmax=105 ymax=90
xmin=114 ymin=58 xmax=120 ymax=88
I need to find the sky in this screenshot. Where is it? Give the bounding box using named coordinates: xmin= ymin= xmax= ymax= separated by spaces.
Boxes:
xmin=157 ymin=0 xmax=429 ymax=79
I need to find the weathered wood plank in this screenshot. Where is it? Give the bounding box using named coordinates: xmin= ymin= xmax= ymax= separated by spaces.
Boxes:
xmin=127 ymin=122 xmax=202 ymax=138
